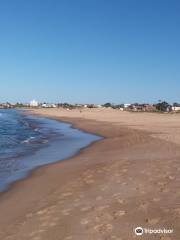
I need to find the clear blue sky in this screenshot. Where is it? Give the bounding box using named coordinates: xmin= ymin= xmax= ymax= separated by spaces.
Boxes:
xmin=0 ymin=0 xmax=180 ymax=104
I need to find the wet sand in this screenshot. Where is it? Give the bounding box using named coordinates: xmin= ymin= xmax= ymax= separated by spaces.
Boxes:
xmin=0 ymin=108 xmax=180 ymax=240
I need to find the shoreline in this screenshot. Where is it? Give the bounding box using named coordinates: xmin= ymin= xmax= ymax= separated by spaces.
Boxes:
xmin=0 ymin=109 xmax=180 ymax=239
xmin=0 ymin=111 xmax=102 ymax=194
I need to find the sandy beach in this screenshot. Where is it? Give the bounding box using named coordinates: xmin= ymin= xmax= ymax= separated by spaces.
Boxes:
xmin=0 ymin=108 xmax=180 ymax=240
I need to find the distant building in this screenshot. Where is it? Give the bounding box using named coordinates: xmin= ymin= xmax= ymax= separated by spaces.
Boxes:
xmin=172 ymin=106 xmax=180 ymax=111
xmin=96 ymin=104 xmax=103 ymax=108
xmin=0 ymin=102 xmax=13 ymax=109
xmin=41 ymin=103 xmax=48 ymax=108
xmin=51 ymin=104 xmax=57 ymax=108
xmin=124 ymin=104 xmax=131 ymax=108
xmin=41 ymin=103 xmax=57 ymax=108
xmin=123 ymin=103 xmax=156 ymax=112
xmin=30 ymin=100 xmax=38 ymax=107
xmin=143 ymin=104 xmax=156 ymax=112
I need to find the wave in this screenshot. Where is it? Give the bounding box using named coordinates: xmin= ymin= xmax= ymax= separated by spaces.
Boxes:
xmin=21 ymin=136 xmax=36 ymax=143
xmin=21 ymin=137 xmax=49 ymax=145
xmin=34 ymin=128 xmax=39 ymax=132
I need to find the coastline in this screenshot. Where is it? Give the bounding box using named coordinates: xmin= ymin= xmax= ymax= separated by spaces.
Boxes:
xmin=0 ymin=109 xmax=180 ymax=239
xmin=0 ymin=110 xmax=101 ymax=193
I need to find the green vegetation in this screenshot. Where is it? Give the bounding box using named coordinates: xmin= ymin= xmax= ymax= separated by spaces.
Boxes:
xmin=155 ymin=101 xmax=171 ymax=112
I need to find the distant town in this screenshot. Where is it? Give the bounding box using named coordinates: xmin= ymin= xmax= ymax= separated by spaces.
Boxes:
xmin=1 ymin=100 xmax=180 ymax=113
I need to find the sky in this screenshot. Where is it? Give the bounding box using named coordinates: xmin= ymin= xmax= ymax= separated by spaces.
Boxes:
xmin=0 ymin=0 xmax=180 ymax=104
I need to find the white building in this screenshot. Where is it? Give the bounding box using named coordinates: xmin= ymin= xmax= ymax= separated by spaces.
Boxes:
xmin=124 ymin=104 xmax=131 ymax=108
xmin=172 ymin=106 xmax=180 ymax=111
xmin=41 ymin=103 xmax=57 ymax=108
xmin=51 ymin=104 xmax=57 ymax=108
xmin=30 ymin=100 xmax=38 ymax=107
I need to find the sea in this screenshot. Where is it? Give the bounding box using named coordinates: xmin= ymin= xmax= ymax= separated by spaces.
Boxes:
xmin=0 ymin=109 xmax=102 ymax=192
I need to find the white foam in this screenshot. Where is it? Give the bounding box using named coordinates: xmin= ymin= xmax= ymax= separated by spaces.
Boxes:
xmin=22 ymin=136 xmax=35 ymax=143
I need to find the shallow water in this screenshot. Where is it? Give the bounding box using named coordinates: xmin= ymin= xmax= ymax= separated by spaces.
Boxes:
xmin=0 ymin=109 xmax=102 ymax=192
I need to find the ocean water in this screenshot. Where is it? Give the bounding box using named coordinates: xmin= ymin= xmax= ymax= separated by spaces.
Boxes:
xmin=0 ymin=109 xmax=102 ymax=192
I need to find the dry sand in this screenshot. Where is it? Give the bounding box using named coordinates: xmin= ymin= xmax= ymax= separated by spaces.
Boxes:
xmin=0 ymin=108 xmax=180 ymax=240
